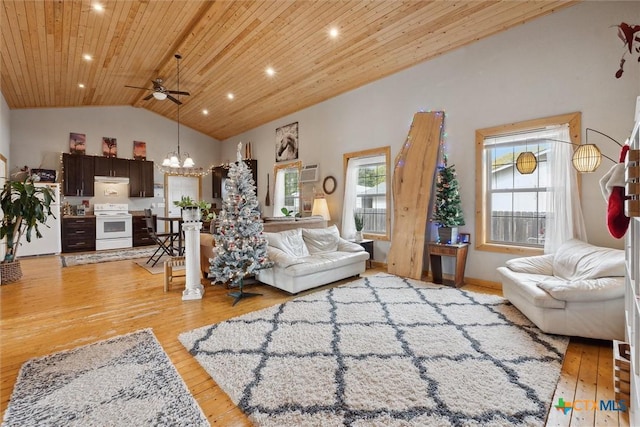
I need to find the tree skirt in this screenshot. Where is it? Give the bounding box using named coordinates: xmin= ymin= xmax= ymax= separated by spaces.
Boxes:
xmin=180 ymin=273 xmax=568 ymax=426
xmin=2 ymin=329 xmax=208 ymax=427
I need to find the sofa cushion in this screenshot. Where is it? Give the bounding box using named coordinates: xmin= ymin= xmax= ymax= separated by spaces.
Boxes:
xmin=302 ymin=225 xmax=341 ymax=254
xmin=283 ymin=251 xmax=370 ymax=276
xmin=263 ymin=228 xmax=309 ymax=258
xmin=552 ymin=239 xmax=625 ymax=281
xmin=537 ymin=277 xmax=625 ymax=302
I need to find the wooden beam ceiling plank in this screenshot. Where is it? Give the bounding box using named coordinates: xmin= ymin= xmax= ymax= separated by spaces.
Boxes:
xmin=42 ymin=0 xmax=57 ymax=107
xmin=192 ymin=1 xmax=357 ymax=114
xmin=93 ymin=1 xmax=145 ymax=105
xmin=70 ymin=0 xmax=92 ymax=106
xmin=16 ymin=0 xmax=39 ymax=108
xmin=25 ymin=0 xmax=47 ymax=107
xmin=0 ymin=3 xmax=25 ymax=107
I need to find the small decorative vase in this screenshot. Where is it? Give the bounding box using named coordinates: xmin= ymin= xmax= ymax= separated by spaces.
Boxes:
xmin=438 ymin=227 xmax=458 ymax=244
xmin=355 ymin=230 xmax=364 ymax=242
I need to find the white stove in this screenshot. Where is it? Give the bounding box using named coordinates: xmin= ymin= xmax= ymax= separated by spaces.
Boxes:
xmin=94 ymin=203 xmax=133 ymax=251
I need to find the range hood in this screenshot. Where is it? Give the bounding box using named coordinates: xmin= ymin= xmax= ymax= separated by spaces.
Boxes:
xmin=94 ymin=176 xmax=130 ymax=184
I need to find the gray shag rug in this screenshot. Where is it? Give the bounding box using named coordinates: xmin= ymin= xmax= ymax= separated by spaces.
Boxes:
xmin=2 ymin=329 xmax=208 ymax=427
xmin=60 ymin=247 xmax=158 ymax=267
xmin=180 ymin=273 xmax=568 ymax=426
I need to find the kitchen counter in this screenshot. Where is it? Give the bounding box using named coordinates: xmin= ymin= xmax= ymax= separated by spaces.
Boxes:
xmin=62 ymin=215 xmax=96 ymax=219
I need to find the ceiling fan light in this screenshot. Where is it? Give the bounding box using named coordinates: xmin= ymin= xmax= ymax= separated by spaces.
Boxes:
xmin=153 ymin=91 xmax=167 ymax=101
xmin=572 ymin=144 xmax=602 ymax=173
xmin=516 ymin=151 xmax=537 ymax=174
xmin=183 ymin=156 xmax=195 ymax=168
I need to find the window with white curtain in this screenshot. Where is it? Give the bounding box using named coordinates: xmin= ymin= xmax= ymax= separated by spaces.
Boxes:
xmin=475 ymin=112 xmax=585 ymax=255
xmin=342 ymin=147 xmax=391 ymax=240
xmin=272 ymin=161 xmax=301 ymax=216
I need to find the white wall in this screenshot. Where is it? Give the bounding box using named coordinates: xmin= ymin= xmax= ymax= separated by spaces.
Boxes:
xmin=221 ymin=1 xmax=640 ymax=283
xmin=9 ymin=106 xmax=220 ymax=211
xmin=0 ymin=92 xmax=10 ymax=166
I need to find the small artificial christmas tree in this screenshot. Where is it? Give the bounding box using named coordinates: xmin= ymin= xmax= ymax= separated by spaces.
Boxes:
xmin=433 ymin=155 xmax=465 ymax=243
xmin=210 ymin=143 xmax=272 ymax=305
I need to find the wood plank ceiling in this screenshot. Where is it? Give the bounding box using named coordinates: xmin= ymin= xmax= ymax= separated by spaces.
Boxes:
xmin=1 ymin=0 xmax=577 ymax=141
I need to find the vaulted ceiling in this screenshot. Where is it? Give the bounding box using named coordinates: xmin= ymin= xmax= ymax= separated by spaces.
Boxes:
xmin=1 ymin=0 xmax=577 ymax=141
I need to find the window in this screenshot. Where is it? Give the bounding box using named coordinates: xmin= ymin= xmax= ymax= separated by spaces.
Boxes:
xmin=342 ymin=147 xmax=391 ymax=240
xmin=475 ymin=113 xmax=581 ymax=255
xmin=273 ymin=161 xmax=301 ymax=216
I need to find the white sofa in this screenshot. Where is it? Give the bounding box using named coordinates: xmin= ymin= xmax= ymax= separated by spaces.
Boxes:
xmin=497 ymin=239 xmax=625 ymax=341
xmin=257 ymin=225 xmax=370 ymax=294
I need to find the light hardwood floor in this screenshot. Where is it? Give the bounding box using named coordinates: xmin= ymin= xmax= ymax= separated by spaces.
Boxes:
xmin=0 ymin=255 xmax=629 ymax=426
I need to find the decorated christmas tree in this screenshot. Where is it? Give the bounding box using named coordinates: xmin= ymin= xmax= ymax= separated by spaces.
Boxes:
xmin=210 ymin=143 xmax=272 ymax=304
xmin=433 ymin=154 xmax=465 ymax=229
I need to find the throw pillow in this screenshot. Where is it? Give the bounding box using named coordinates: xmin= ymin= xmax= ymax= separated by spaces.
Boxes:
xmin=263 ymin=228 xmax=309 ymax=258
xmin=302 ymin=225 xmax=340 ymax=254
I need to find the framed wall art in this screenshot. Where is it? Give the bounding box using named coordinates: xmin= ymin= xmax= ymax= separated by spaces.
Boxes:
xmin=69 ymin=132 xmax=86 ymax=154
xmin=275 ymin=122 xmax=299 ymax=162
xmin=102 ymin=137 xmax=117 ymax=157
xmin=133 ymin=141 xmax=146 ymax=160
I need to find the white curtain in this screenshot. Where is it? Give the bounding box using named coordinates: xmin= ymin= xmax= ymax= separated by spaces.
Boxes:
xmin=272 ymin=168 xmax=286 ymax=217
xmin=544 ymin=125 xmax=587 ymax=253
xmin=341 ymin=155 xmax=384 ymax=239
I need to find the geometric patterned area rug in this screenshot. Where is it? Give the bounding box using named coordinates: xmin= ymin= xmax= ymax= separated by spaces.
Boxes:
xmin=60 ymin=247 xmax=158 ymax=267
xmin=2 ymin=329 xmax=208 ymax=427
xmin=180 ymin=273 xmax=568 ymax=427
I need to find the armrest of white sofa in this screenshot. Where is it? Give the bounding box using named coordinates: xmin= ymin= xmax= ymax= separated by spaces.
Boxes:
xmin=337 ymin=238 xmax=366 ymax=252
xmin=506 ymin=254 xmax=554 ymax=275
xmin=266 ymin=246 xmax=305 ymax=268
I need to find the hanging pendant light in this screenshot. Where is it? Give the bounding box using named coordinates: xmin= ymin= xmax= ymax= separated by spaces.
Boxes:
xmin=158 ymin=54 xmax=204 ymax=176
xmin=572 ymin=143 xmax=602 ymax=173
xmin=516 ymin=139 xmax=537 ymax=174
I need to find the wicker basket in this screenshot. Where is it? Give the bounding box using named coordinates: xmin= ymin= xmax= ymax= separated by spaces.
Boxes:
xmin=1 ymin=260 xmax=23 ymax=284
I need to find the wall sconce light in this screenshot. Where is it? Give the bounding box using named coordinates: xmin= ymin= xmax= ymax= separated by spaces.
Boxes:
xmin=311 ymin=197 xmax=331 ymax=220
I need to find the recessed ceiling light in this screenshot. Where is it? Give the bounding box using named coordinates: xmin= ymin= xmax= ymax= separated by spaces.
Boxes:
xmin=265 ymin=67 xmax=275 ymax=77
xmin=78 ymin=83 xmax=85 ymax=88
xmin=92 ymin=3 xmax=104 ymax=12
xmin=227 ymin=93 xmax=234 ymax=100
xmin=83 ymin=54 xmax=93 ymax=61
xmin=329 ymin=27 xmax=339 ymax=38
xmin=202 ymin=109 xmax=209 ymax=115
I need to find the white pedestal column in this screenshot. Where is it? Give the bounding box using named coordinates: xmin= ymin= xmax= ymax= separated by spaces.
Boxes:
xmin=181 ymin=210 xmax=204 ymax=301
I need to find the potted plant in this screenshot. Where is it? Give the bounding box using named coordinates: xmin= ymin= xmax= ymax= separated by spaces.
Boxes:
xmin=354 ymin=212 xmax=364 ymax=241
xmin=173 ymin=196 xmax=216 ymax=222
xmin=1 ymin=177 xmax=56 ymax=283
xmin=432 ymin=156 xmax=465 ymax=244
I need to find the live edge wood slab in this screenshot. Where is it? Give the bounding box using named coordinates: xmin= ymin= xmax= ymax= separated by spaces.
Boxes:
xmin=387 ymin=111 xmax=443 ymax=280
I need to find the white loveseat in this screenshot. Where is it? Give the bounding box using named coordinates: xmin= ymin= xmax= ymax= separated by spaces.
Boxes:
xmin=257 ymin=225 xmax=370 ymax=294
xmin=497 ymin=239 xmax=625 ymax=341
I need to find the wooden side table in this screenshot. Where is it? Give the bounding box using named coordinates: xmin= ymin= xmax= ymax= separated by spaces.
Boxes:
xmin=428 ymin=243 xmax=469 ymax=287
xmin=350 ymin=239 xmax=374 ymax=268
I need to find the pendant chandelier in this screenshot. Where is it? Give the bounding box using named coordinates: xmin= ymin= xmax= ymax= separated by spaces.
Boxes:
xmin=159 ymin=54 xmax=205 ymax=176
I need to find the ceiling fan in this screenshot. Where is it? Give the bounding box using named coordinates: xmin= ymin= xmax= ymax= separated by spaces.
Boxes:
xmin=125 ymin=54 xmax=190 ymax=105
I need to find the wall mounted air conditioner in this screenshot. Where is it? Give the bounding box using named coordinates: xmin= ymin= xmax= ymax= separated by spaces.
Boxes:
xmin=299 ymin=164 xmax=319 ymax=183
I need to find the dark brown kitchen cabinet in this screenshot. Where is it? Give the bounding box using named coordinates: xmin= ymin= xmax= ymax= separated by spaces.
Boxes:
xmin=132 ymin=214 xmax=156 ymax=246
xmin=62 ymin=153 xmax=95 ymax=197
xmin=129 ymin=159 xmax=154 ymax=197
xmin=94 ymin=156 xmax=129 ymax=177
xmin=61 ymin=216 xmax=96 ymax=253
xmin=212 ymin=160 xmax=257 ymax=198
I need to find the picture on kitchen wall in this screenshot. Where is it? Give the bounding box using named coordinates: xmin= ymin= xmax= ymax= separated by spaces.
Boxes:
xmin=275 ymin=121 xmax=299 ymax=162
xmin=133 ymin=141 xmax=146 ymax=160
xmin=69 ymin=132 xmax=86 ymax=154
xmin=102 ymin=137 xmax=117 ymax=157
